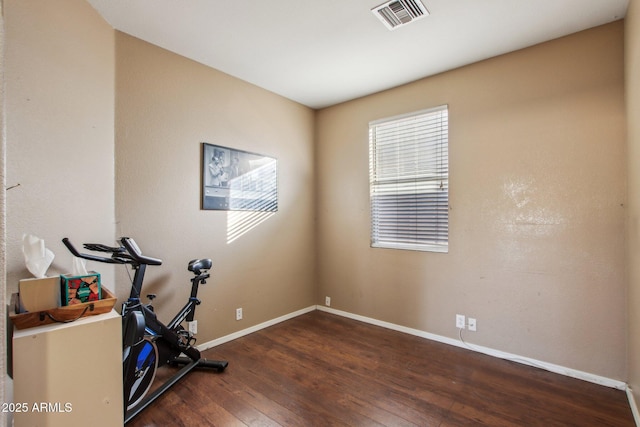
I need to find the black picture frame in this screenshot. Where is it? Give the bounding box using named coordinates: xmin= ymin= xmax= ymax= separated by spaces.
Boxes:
xmin=201 ymin=143 xmax=278 ymax=211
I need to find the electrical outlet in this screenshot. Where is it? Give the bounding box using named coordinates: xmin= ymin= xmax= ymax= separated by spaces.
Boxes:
xmin=325 ymin=296 xmax=331 ymax=306
xmin=236 ymin=307 xmax=243 ymax=321
xmin=456 ymin=314 xmax=466 ymax=329
xmin=188 ymin=320 xmax=197 ymax=334
xmin=468 ymin=318 xmax=477 ymax=332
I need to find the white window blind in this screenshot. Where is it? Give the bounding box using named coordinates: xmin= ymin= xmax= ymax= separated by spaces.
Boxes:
xmin=369 ymin=106 xmax=449 ymax=252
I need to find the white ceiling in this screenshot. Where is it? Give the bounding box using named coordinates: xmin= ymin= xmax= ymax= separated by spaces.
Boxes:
xmin=87 ymin=0 xmax=629 ymax=109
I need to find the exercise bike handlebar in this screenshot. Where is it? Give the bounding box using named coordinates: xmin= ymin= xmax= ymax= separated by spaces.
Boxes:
xmin=120 ymin=237 xmax=162 ymax=266
xmin=62 ymin=237 xmax=163 ymax=266
xmin=62 ymin=237 xmax=124 ymax=264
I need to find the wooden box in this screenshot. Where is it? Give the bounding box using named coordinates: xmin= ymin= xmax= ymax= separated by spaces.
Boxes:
xmin=9 ymin=286 xmax=117 ymax=330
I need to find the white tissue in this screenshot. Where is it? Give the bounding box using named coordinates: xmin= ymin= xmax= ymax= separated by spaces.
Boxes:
xmin=72 ymin=256 xmax=88 ymax=276
xmin=22 ymin=234 xmax=55 ymax=278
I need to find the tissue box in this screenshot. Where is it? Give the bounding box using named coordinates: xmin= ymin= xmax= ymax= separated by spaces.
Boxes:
xmin=18 ymin=277 xmax=61 ymax=312
xmin=60 ymin=272 xmax=101 ymax=306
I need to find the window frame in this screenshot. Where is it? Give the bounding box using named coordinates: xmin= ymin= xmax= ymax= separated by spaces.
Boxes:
xmin=368 ymin=105 xmax=449 ymax=253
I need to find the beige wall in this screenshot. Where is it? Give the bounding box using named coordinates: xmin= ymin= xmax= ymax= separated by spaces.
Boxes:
xmin=3 ymin=1 xmax=115 ymax=423
xmin=627 ymin=0 xmax=640 ymax=406
xmin=1 ymin=0 xmax=8 ymax=422
xmin=316 ymin=22 xmax=627 ymax=379
xmin=115 ymin=33 xmax=317 ymax=342
xmin=4 ymin=0 xmax=116 ymax=291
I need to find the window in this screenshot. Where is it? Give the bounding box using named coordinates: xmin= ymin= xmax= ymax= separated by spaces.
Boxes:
xmin=369 ymin=105 xmax=449 ymax=252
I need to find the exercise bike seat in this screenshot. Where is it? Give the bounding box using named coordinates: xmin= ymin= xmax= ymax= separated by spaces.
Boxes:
xmin=188 ymin=259 xmax=212 ymax=275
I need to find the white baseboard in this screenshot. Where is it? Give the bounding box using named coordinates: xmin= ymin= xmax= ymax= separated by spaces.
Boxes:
xmin=197 ymin=304 xmax=628 ymax=393
xmin=316 ymin=305 xmax=628 ymax=391
xmin=627 ymin=387 xmax=640 ymax=426
xmin=197 ymin=305 xmax=316 ymax=351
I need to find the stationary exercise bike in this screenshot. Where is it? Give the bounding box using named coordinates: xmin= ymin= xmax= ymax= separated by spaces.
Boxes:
xmin=62 ymin=237 xmax=228 ymax=423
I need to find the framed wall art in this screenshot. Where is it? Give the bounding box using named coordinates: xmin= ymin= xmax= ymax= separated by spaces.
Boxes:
xmin=201 ymin=143 xmax=278 ymax=211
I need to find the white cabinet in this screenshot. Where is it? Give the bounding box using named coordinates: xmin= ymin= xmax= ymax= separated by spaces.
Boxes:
xmin=12 ymin=311 xmax=123 ymax=426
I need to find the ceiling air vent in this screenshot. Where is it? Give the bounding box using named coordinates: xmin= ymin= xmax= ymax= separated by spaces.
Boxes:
xmin=372 ymin=0 xmax=429 ymax=31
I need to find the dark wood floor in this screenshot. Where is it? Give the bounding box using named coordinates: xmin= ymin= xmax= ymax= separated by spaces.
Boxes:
xmin=128 ymin=310 xmax=635 ymax=426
